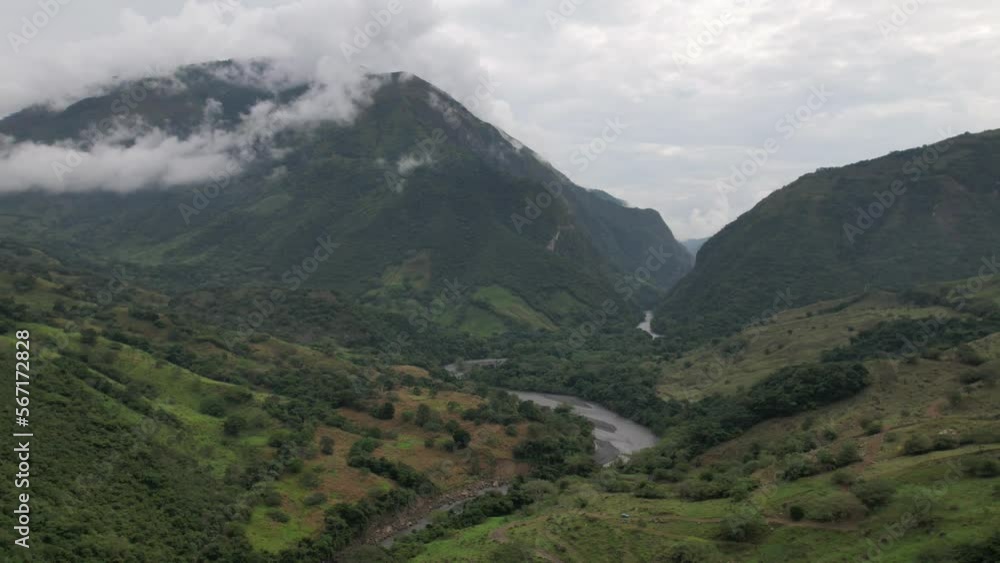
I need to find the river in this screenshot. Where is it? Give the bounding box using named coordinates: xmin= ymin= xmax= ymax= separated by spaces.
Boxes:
xmin=379 ymin=389 xmax=658 ymax=546
xmin=510 ymin=391 xmax=658 ymax=466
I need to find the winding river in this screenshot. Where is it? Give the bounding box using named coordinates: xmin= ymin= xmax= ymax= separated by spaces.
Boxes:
xmin=379 ymin=387 xmax=658 ymax=546
xmin=510 ymin=391 xmax=658 ymax=466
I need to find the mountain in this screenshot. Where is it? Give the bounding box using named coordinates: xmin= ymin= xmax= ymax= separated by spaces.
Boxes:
xmin=655 ymin=129 xmax=1000 ymax=341
xmin=0 ymin=63 xmax=691 ymax=336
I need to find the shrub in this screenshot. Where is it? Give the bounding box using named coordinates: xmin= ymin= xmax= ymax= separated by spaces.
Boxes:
xmin=781 ymin=455 xmax=818 ymax=481
xmin=816 ymin=449 xmax=837 ymax=469
xmin=961 ymin=455 xmax=1000 ymax=478
xmin=788 ymin=505 xmax=805 ymax=521
xmin=634 ymin=481 xmax=667 ymax=499
xmin=199 ymin=396 xmax=227 ymax=417
xmin=932 ymin=433 xmax=959 ymax=451
xmin=955 ymin=344 xmax=986 ymax=366
xmin=594 ymin=472 xmax=633 ymax=493
xmin=262 ymin=489 xmax=282 ymax=507
xmin=267 ymin=510 xmax=290 ymax=523
xmin=373 ymin=402 xmax=395 ymax=420
xmin=863 ymin=420 xmax=884 ymax=436
xmin=299 ymin=472 xmax=321 ymax=489
xmin=452 ymin=428 xmax=472 ymax=449
xmin=81 ymin=328 xmax=99 ymax=345
xmin=652 ymin=468 xmax=684 ymax=483
xmin=304 ymin=492 xmax=327 ymax=507
xmin=657 ymin=540 xmax=722 ymax=562
xmin=320 ymin=436 xmax=335 ymax=455
xmin=835 ymin=442 xmax=862 ymax=467
xmin=831 ymin=470 xmax=857 ymax=487
xmin=851 ymin=480 xmax=896 ymax=510
xmin=521 ymin=480 xmax=557 ymax=501
xmin=223 ymin=415 xmax=247 ymax=437
xmin=677 ymin=478 xmax=733 ymax=501
xmin=803 ymin=493 xmax=866 ymax=522
xmin=415 ymin=404 xmax=432 ymax=426
xmin=903 ymin=434 xmax=933 ymax=456
xmin=718 ymin=510 xmax=768 ymax=542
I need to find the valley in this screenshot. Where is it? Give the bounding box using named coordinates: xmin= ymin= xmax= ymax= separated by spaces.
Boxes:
xmin=0 ymin=59 xmax=997 ymax=563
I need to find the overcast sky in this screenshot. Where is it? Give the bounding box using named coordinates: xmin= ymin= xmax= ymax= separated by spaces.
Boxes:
xmin=1 ymin=0 xmax=998 ymax=238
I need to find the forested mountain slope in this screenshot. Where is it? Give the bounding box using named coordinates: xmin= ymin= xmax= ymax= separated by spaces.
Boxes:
xmin=655 ymin=129 xmax=1000 ymax=342
xmin=0 ymin=63 xmax=691 ymax=335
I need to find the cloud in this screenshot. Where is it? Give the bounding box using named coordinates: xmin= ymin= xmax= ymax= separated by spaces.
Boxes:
xmin=0 ymin=126 xmax=236 ymax=193
xmin=0 ymin=0 xmax=463 ymax=194
xmin=1 ymin=0 xmax=999 ymax=237
xmin=0 ymin=67 xmax=394 ymax=193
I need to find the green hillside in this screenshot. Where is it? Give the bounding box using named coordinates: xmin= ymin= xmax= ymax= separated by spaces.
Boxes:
xmin=414 ymin=275 xmax=1000 ymax=562
xmin=0 ymin=245 xmax=594 ymax=561
xmin=655 ymin=129 xmax=1000 ymax=342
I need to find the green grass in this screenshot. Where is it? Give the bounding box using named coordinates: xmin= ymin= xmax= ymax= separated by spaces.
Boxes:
xmin=410 ymin=517 xmax=511 ymax=562
xmin=458 ymin=305 xmax=508 ymax=337
xmin=246 ymin=504 xmax=317 ymax=553
xmin=473 ymin=286 xmax=558 ymax=332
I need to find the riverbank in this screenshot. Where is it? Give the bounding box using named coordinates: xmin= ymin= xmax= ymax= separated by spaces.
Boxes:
xmin=510 ymin=391 xmax=658 ymax=466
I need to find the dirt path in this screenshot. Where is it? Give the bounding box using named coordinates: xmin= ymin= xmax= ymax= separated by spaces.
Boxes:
xmin=859 ymin=424 xmax=892 ymax=473
xmin=645 ymin=513 xmax=858 ymax=532
xmin=926 ymin=399 xmax=946 ymax=418
xmin=764 ymin=516 xmax=858 ymax=531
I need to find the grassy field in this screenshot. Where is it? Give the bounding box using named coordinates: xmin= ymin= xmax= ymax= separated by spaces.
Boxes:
xmin=473 ymin=286 xmax=558 ymax=332
xmin=412 ymin=448 xmax=1000 ymax=562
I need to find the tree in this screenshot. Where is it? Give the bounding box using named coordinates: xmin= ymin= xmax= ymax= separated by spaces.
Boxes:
xmin=223 ymin=415 xmax=246 ymax=437
xmin=415 ymin=404 xmax=432 ymax=427
xmin=374 ymin=401 xmax=395 ymax=420
xmin=199 ymin=396 xmax=227 ymax=417
xmin=835 ymin=441 xmax=862 ymax=467
xmin=852 ymin=479 xmax=896 ymax=510
xmin=81 ymin=328 xmax=99 ymax=345
xmin=322 ymin=512 xmax=354 ymax=550
xmin=452 ymin=428 xmax=472 ymax=449
xmin=320 ymin=436 xmax=335 ymax=455
xmin=789 ymin=506 xmax=806 ymax=521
